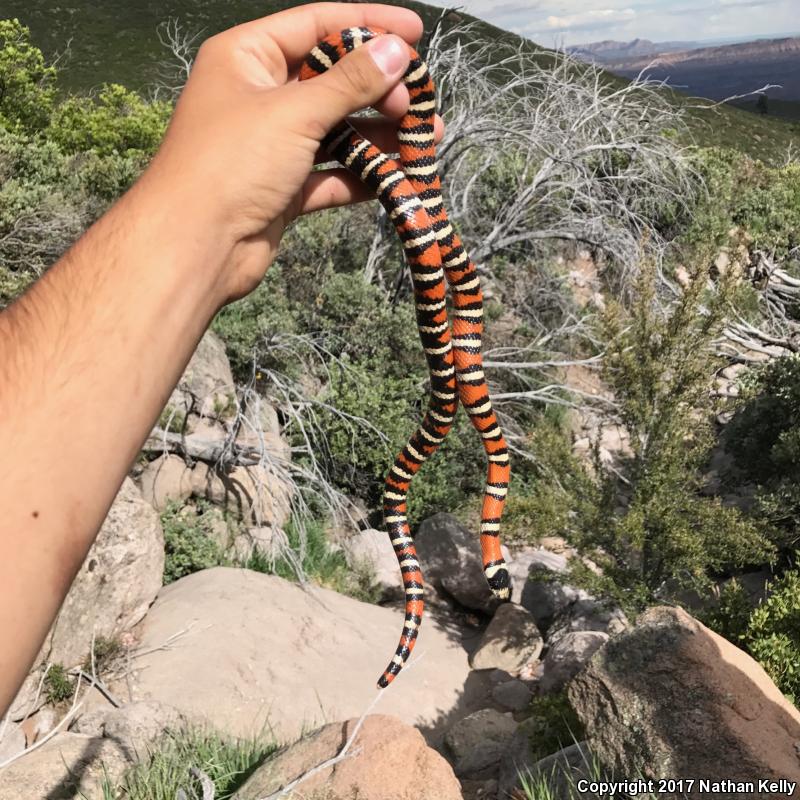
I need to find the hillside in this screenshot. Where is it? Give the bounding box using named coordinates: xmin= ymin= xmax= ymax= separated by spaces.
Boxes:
xmin=1 ymin=0 xmax=798 ymax=162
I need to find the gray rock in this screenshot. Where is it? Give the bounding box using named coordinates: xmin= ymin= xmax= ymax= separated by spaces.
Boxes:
xmin=568 ymin=606 xmax=800 ymax=795
xmin=520 ymin=580 xmax=584 ymax=632
xmin=470 ymin=603 xmax=543 ymax=673
xmin=342 ymin=528 xmax=402 ymax=599
xmin=508 ymin=547 xmax=570 ymax=605
xmin=444 ymin=708 xmax=518 ymax=775
xmin=416 ymin=513 xmax=510 ymax=611
xmin=539 ymin=631 xmax=609 ymax=693
xmin=546 ymin=592 xmax=628 ymax=647
xmin=491 ymin=679 xmax=532 ymax=711
xmin=166 ymin=329 xmax=236 ymax=421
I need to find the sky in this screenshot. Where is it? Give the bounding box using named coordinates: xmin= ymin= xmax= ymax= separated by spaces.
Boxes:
xmin=422 ymin=0 xmax=799 ymax=47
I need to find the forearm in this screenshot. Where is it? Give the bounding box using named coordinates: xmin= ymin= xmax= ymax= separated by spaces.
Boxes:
xmin=0 ymin=170 xmax=231 ymax=715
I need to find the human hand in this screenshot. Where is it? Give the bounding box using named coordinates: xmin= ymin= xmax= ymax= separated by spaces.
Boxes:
xmin=144 ymin=2 xmax=444 ymax=304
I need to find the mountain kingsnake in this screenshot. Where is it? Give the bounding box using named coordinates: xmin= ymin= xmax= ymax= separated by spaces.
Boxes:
xmin=300 ymin=27 xmax=511 ymax=688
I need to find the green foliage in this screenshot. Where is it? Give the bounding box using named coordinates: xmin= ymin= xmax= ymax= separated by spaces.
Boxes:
xmin=244 ymin=517 xmax=381 ymax=603
xmin=684 ymin=148 xmax=800 ymax=259
xmin=522 ymin=691 xmax=585 ymax=763
xmin=44 ymin=663 xmax=74 ymax=704
xmin=503 ymin=416 xmax=599 ymax=546
xmin=0 ymin=19 xmax=55 ymax=133
xmin=161 ymin=499 xmax=228 ymax=584
xmin=574 ymin=259 xmax=774 ymax=607
xmin=99 ymin=725 xmax=276 ymax=800
xmin=727 ymin=355 xmax=800 ymax=544
xmin=83 ymin=635 xmax=124 ymax=675
xmin=49 ymin=83 xmax=170 ymax=156
xmin=743 ymin=563 xmax=800 ymax=704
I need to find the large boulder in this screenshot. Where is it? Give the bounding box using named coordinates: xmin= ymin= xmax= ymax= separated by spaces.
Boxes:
xmin=234 ymin=715 xmax=462 ymax=800
xmin=9 ymin=478 xmax=164 ymax=720
xmin=568 ymin=606 xmax=800 ymax=796
xmin=415 ymin=513 xmax=510 ymax=611
xmin=128 ymin=567 xmax=472 ymax=741
xmin=470 ymin=603 xmax=543 ymax=673
xmin=508 ymin=547 xmax=570 ymax=606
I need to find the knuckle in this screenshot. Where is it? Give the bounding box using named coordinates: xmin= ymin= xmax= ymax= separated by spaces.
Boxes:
xmin=336 ymin=54 xmax=377 ymax=98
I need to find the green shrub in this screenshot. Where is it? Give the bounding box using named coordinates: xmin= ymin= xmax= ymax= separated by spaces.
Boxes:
xmin=522 ymin=691 xmax=585 ymax=763
xmin=99 ymin=726 xmax=275 ymax=800
xmin=161 ymin=500 xmax=229 ymax=584
xmin=571 ymin=258 xmax=775 ymax=608
xmin=44 ymin=663 xmax=74 ymax=704
xmin=49 ymin=83 xmax=170 ymax=157
xmin=0 ymin=19 xmax=56 ymax=133
xmin=244 ymin=517 xmax=381 ymax=603
xmin=743 ymin=563 xmax=800 ymax=704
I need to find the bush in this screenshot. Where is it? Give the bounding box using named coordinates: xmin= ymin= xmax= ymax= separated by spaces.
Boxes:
xmin=0 ymin=19 xmax=56 ymax=133
xmin=571 ymin=258 xmax=775 ymax=608
xmin=727 ymin=355 xmax=800 ymax=545
xmin=44 ymin=663 xmax=74 ymax=704
xmin=161 ymin=500 xmax=229 ymax=584
xmin=49 ymin=83 xmax=171 ymax=157
xmin=743 ymin=562 xmax=800 ymax=704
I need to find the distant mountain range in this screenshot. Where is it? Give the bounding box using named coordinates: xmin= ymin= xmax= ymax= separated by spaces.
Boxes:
xmin=570 ymin=36 xmax=800 ymax=109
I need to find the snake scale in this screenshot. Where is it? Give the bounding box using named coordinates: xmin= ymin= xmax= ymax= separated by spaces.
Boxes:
xmin=300 ymin=27 xmax=511 ymax=688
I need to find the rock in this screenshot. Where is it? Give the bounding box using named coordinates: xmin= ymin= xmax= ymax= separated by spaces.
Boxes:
xmin=71 ymin=701 xmax=185 ymax=760
xmin=0 ymin=721 xmax=26 ymax=763
xmin=470 ymin=603 xmax=543 ymax=673
xmin=568 ymin=606 xmax=800 ymax=794
xmin=499 ymin=739 xmax=596 ymax=800
xmin=546 ymin=592 xmax=628 ymax=647
xmin=138 ymin=454 xmax=194 ymax=511
xmin=195 ymin=462 xmax=293 ymax=528
xmin=508 ymin=547 xmax=570 ymax=605
xmin=491 ymin=679 xmax=532 ymax=711
xmin=0 ymin=732 xmax=129 ymax=799
xmin=415 ymin=513 xmax=510 ymax=611
xmin=231 ymin=525 xmax=282 ymax=562
xmin=539 ymin=631 xmax=609 ymax=693
xmin=342 ymin=528 xmax=402 ymax=599
xmin=9 ymin=478 xmax=163 ymax=720
xmin=520 ymin=579 xmax=583 ymax=634
xmin=444 ymin=708 xmax=518 ymax=775
xmin=234 ymin=715 xmax=461 ymax=800
xmin=129 ymin=567 xmax=472 ymax=741
xmin=166 ymin=329 xmax=236 ymax=421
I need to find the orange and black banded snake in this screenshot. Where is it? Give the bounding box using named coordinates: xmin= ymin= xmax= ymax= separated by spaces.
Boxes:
xmin=300 ymin=27 xmax=511 ymax=688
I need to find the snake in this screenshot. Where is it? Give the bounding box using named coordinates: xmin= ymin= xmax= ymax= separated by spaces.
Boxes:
xmin=300 ymin=27 xmax=511 ymax=688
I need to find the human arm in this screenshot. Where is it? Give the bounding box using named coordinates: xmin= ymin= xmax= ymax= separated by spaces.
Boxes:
xmin=0 ymin=2 xmax=440 ymax=716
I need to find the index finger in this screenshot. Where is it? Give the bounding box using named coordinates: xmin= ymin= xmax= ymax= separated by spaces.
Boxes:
xmin=227 ymin=2 xmax=423 ymax=70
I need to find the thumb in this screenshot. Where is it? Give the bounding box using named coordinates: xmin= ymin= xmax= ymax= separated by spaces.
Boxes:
xmin=298 ymin=34 xmax=410 ymax=134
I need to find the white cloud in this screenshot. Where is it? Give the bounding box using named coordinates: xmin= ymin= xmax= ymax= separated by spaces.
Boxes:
xmin=544 ymin=8 xmax=637 ymax=31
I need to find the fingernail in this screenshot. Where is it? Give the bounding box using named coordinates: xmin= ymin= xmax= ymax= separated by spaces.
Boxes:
xmin=368 ymin=35 xmax=407 ymax=76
